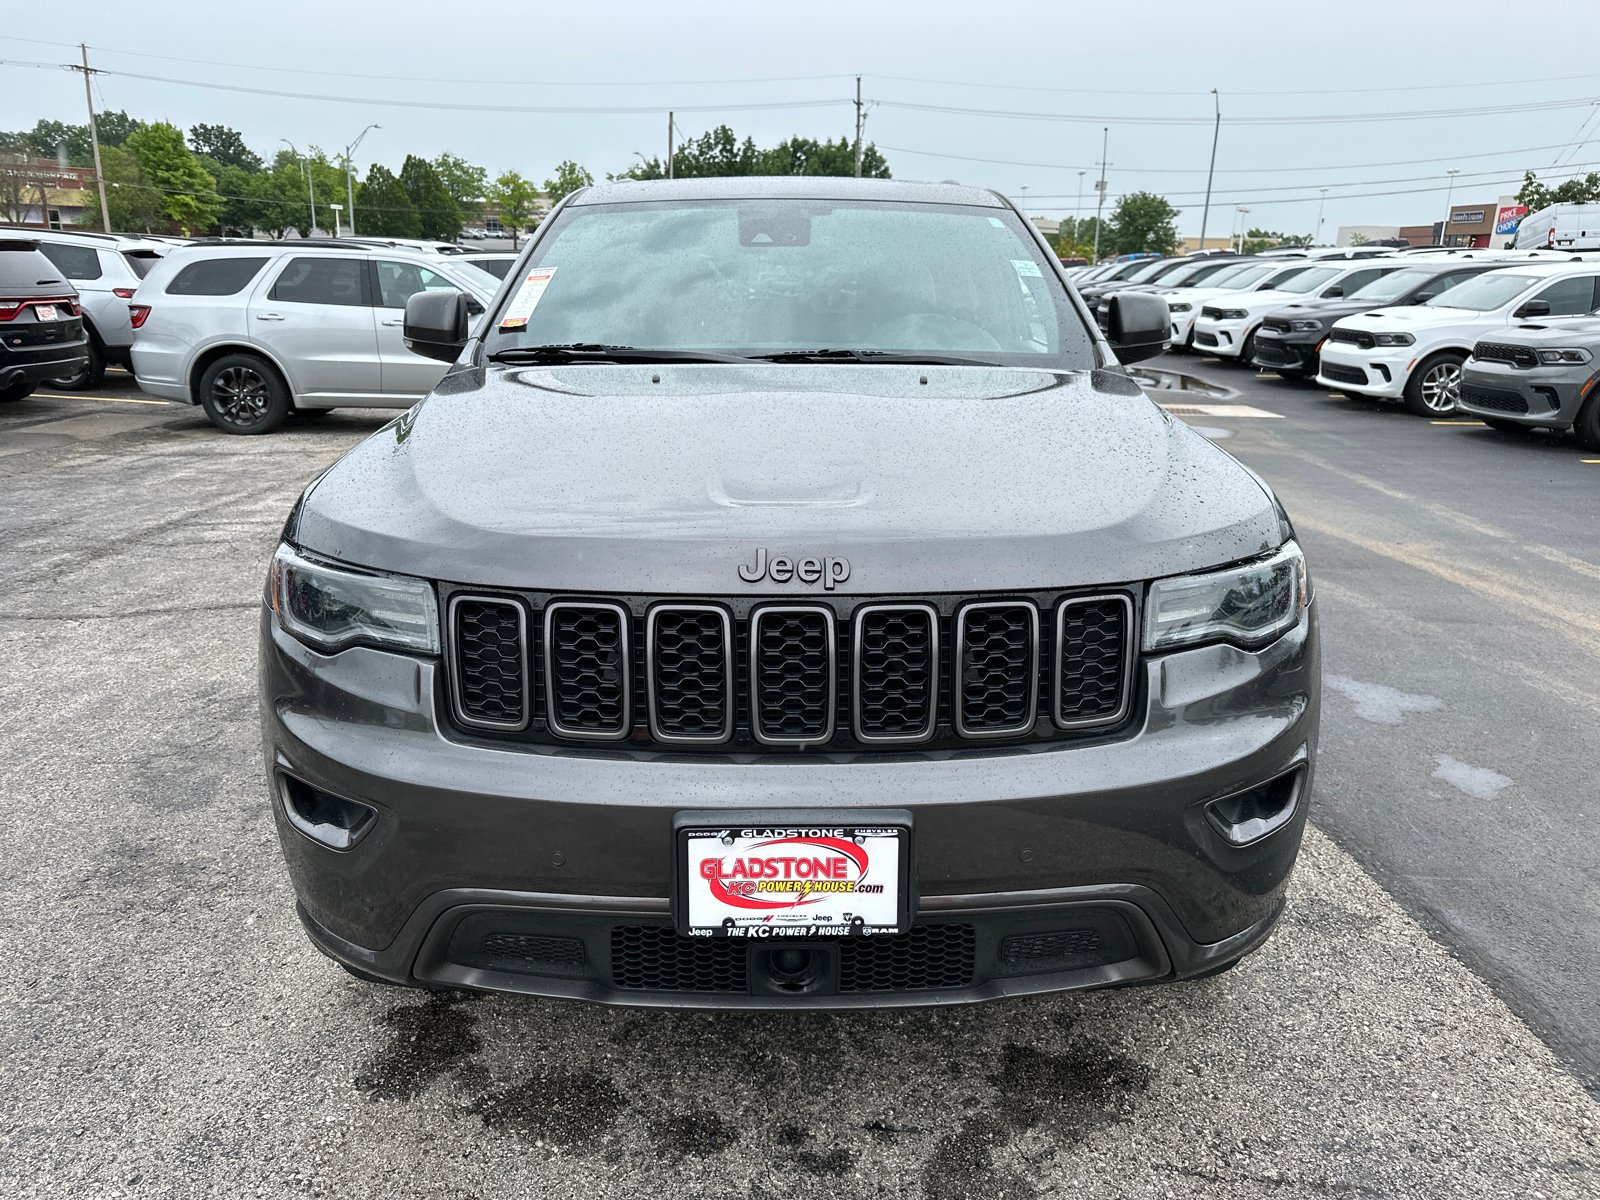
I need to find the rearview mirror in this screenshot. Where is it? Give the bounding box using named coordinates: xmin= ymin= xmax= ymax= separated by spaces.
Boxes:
xmin=403 ymin=288 xmax=471 ymax=362
xmin=1104 ymin=292 xmax=1170 ymax=364
xmin=1514 ymin=299 xmax=1551 ymax=319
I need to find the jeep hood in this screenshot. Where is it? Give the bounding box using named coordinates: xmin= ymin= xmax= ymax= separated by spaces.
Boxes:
xmin=294 ymin=363 xmax=1283 ymax=594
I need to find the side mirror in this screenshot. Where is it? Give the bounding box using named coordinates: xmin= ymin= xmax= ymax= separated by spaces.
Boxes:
xmin=1411 ymin=293 xmax=1435 ymax=304
xmin=1514 ymin=299 xmax=1551 ymax=319
xmin=1104 ymin=292 xmax=1170 ymax=363
xmin=403 ymin=288 xmax=471 ymax=362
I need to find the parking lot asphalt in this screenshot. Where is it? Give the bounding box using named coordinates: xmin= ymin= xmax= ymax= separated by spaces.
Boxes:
xmin=2 ymin=369 xmax=1598 ymax=1198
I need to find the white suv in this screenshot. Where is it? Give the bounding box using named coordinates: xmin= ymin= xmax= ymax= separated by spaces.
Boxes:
xmin=29 ymin=231 xmax=171 ymax=388
xmin=130 ymin=241 xmax=498 ymax=433
xmin=1193 ymin=260 xmax=1402 ymax=364
xmin=1315 ymin=263 xmax=1600 ymax=415
xmin=1155 ymin=261 xmax=1313 ymax=349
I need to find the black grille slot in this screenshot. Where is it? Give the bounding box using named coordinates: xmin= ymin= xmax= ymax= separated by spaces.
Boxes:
xmin=1000 ymin=929 xmax=1105 ymax=963
xmin=1461 ymin=386 xmax=1530 ymax=413
xmin=1328 ymin=328 xmax=1374 ymax=348
xmin=481 ymin=933 xmax=586 ymax=966
xmin=1252 ymin=341 xmax=1294 ymax=365
xmin=854 ymin=605 xmax=938 ymax=742
xmin=451 ymin=598 xmax=528 ymax=729
xmin=956 ymin=602 xmax=1037 ymax=736
xmin=838 ymin=925 xmax=976 ymax=992
xmin=1322 ymin=362 xmax=1368 ymax=386
xmin=544 ymin=602 xmax=630 ymax=739
xmin=1195 ymin=331 xmax=1219 ymax=347
xmin=611 ymin=926 xmax=748 ymax=991
xmin=648 ymin=606 xmax=732 ymax=742
xmin=1055 ymin=597 xmax=1130 ymax=727
xmin=751 ymin=607 xmax=835 ymax=744
xmin=1473 ymin=341 xmax=1537 ymax=368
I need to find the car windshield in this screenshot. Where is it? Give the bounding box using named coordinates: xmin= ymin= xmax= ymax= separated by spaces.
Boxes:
xmin=1215 ymin=265 xmax=1279 ymax=290
xmin=483 ymin=198 xmax=1096 ymax=367
xmin=1424 ymin=272 xmax=1538 ymax=311
xmin=1125 ymin=258 xmax=1176 ymax=283
xmin=454 ymin=261 xmax=508 ymax=292
xmin=1347 ymin=268 xmax=1432 ymax=302
xmin=1276 ymin=266 xmax=1343 ymax=295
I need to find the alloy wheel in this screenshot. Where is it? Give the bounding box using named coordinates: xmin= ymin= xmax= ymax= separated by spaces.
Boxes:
xmin=211 ymin=366 xmax=271 ymax=426
xmin=1419 ymin=361 xmax=1461 ymax=413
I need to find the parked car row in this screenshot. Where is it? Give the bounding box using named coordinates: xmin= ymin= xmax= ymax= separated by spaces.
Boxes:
xmin=1066 ymin=246 xmax=1600 ymax=443
xmin=0 ymin=238 xmax=90 ymax=403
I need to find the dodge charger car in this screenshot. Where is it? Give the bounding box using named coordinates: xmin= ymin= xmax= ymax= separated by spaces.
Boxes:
xmin=262 ymin=177 xmax=1319 ymax=1008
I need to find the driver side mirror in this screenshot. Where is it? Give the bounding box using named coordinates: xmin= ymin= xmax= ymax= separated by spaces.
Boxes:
xmin=1104 ymin=292 xmax=1170 ymax=364
xmin=404 ymin=288 xmax=471 ymax=362
xmin=1514 ymin=299 xmax=1551 ymax=319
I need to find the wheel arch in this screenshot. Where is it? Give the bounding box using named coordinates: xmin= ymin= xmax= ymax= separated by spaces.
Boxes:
xmin=188 ymin=343 xmax=297 ymax=406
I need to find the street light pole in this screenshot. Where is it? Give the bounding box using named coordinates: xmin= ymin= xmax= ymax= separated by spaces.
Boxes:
xmin=1235 ymin=205 xmax=1250 ymax=253
xmin=281 ymin=139 xmax=316 ymax=236
xmin=1019 ymin=184 xmax=1028 ymax=219
xmin=1092 ymin=127 xmax=1108 ymax=261
xmin=667 ymin=112 xmax=675 ymax=180
xmin=1075 ymin=170 xmax=1086 ymax=248
xmin=1442 ymin=168 xmax=1460 ymax=246
xmin=1197 ymin=89 xmax=1220 ymax=255
xmin=342 ymin=123 xmax=379 ymax=236
xmin=1316 ymin=187 xmax=1329 ymax=244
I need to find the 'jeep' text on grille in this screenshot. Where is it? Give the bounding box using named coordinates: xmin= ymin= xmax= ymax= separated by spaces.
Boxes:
xmin=738 ymin=549 xmax=850 ymax=589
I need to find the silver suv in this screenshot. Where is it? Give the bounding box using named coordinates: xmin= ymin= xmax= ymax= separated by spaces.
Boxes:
xmin=129 ymin=241 xmax=497 ymax=433
xmin=29 ymin=230 xmax=170 ymax=388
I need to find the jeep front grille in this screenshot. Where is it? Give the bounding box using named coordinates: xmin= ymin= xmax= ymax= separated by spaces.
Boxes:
xmin=445 ymin=588 xmax=1136 ymax=753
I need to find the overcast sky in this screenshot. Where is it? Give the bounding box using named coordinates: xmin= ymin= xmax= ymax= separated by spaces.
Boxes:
xmin=6 ymin=0 xmax=1600 ymax=239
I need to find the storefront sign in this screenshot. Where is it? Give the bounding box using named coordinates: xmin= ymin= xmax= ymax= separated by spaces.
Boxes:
xmin=1494 ymin=205 xmax=1529 ymax=235
xmin=1450 ymin=210 xmax=1486 ymax=225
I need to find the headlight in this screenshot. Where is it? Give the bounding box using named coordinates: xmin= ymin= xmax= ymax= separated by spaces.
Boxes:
xmin=270 ymin=542 xmax=440 ymax=655
xmin=1537 ymin=347 xmax=1592 ymax=364
xmin=1373 ymin=332 xmax=1414 ymax=346
xmin=1169 ymin=302 xmax=1192 ymax=313
xmin=1218 ymin=309 xmax=1249 ymax=320
xmin=1144 ymin=542 xmax=1307 ymax=652
xmin=1289 ymin=319 xmax=1323 ymax=332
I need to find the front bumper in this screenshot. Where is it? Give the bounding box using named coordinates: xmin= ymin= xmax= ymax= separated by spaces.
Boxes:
xmin=1193 ymin=317 xmax=1252 ymax=358
xmin=1315 ymin=342 xmax=1409 ymax=398
xmin=1457 ymin=360 xmax=1593 ymax=427
xmin=262 ymin=603 xmax=1320 ymax=1007
xmin=1252 ymin=330 xmax=1322 ymax=374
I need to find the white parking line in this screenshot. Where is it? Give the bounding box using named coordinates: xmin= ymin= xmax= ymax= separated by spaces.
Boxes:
xmin=1160 ymin=403 xmax=1284 ymax=419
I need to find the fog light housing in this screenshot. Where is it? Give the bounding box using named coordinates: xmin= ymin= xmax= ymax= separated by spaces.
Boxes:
xmin=279 ymin=774 xmax=377 ymax=850
xmin=1204 ymin=767 xmax=1303 ymax=846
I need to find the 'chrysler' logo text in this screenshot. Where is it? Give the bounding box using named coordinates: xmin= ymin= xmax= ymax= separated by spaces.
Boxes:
xmin=738 ymin=548 xmax=851 ymax=589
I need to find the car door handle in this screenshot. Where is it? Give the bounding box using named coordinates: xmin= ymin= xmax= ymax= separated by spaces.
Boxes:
xmin=380 ymin=319 xmax=403 ymax=326
xmin=255 ymin=313 xmax=285 ymax=321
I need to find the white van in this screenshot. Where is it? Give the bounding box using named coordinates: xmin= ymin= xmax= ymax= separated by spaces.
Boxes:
xmin=1515 ymin=202 xmax=1600 ymax=251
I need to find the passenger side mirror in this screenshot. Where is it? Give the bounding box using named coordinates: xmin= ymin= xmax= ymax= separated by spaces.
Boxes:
xmin=1321 ymin=286 xmax=1343 ymax=298
xmin=1104 ymin=292 xmax=1170 ymax=364
xmin=1514 ymin=299 xmax=1550 ymax=319
xmin=403 ymin=288 xmax=471 ymax=362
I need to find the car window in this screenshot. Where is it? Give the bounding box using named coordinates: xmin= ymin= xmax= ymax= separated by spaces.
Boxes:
xmin=454 ymin=262 xmax=507 ymax=292
xmin=270 ymin=257 xmax=369 ymax=306
xmin=466 ymin=257 xmax=514 ymax=281
xmin=38 ymin=243 xmax=102 ymax=281
xmin=1258 ymin=265 xmax=1310 ymax=289
xmin=1215 ymin=265 xmax=1277 ymax=290
xmin=122 ymin=251 xmax=162 ymax=279
xmin=166 ymin=257 xmax=269 ymax=296
xmin=1346 ymin=268 xmax=1428 ymax=302
xmin=0 ymin=243 xmax=64 ymax=288
xmin=1335 ymin=267 xmax=1391 ymax=295
xmin=1125 ymin=259 xmax=1175 ymax=283
xmin=1276 ymin=266 xmax=1342 ymax=295
xmin=486 ymin=199 xmax=1096 ymax=367
xmin=374 ymin=259 xmax=457 ymax=309
xmin=1425 ymin=272 xmax=1538 ymax=311
xmin=1171 ymin=261 xmax=1246 ymax=287
xmin=1533 ymin=274 xmax=1598 ymax=315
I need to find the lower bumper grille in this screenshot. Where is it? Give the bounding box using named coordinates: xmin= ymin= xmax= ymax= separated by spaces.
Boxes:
xmin=611 ymin=926 xmax=748 ymax=991
xmin=1461 ymin=386 xmax=1530 ymax=413
xmin=1195 ymin=331 xmax=1219 ymax=347
xmin=1252 ymin=341 xmax=1301 ymax=366
xmin=1322 ymin=362 xmax=1369 ymax=387
xmin=838 ymin=925 xmax=977 ymax=992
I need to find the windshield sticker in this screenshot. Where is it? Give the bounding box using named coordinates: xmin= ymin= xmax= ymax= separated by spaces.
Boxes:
xmin=1011 ymin=258 xmax=1043 ymax=278
xmin=988 ymin=217 xmax=1005 ymax=228
xmin=499 ymin=266 xmax=557 ymax=329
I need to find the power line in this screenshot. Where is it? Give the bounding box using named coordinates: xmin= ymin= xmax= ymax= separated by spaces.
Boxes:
xmin=874 ymin=70 xmax=1600 ymax=98
xmin=877 ymin=95 xmax=1600 ymax=127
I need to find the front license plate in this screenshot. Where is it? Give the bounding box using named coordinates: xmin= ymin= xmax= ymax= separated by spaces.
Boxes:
xmin=33 ymin=305 xmax=56 ymax=321
xmin=679 ymin=822 xmax=909 ymax=938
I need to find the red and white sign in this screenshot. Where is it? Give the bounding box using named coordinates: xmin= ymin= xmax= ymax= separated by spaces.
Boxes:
xmin=682 ymin=826 xmax=903 ymax=936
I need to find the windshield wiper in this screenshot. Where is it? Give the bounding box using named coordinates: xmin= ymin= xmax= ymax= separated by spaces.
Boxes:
xmin=488 ymin=344 xmax=755 ymax=365
xmin=750 ymin=349 xmax=1001 ymax=366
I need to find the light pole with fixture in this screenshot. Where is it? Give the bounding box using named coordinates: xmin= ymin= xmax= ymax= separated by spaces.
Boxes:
xmin=1075 ymin=169 xmax=1086 ymax=248
xmin=341 ymin=124 xmax=380 ymax=236
xmin=1316 ymin=187 xmax=1329 ymax=244
xmin=329 ymin=203 xmax=344 ymax=238
xmin=1235 ymin=205 xmax=1250 ymax=253
xmin=281 ymin=139 xmax=316 ymax=236
xmin=1441 ymin=168 xmax=1461 ymax=246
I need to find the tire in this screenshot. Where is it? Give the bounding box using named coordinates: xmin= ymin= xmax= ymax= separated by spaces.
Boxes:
xmin=46 ymin=336 xmax=105 ymax=390
xmin=0 ymin=380 xmax=36 ymax=403
xmin=1238 ymin=330 xmax=1256 ymax=366
xmin=1402 ymin=352 xmax=1465 ymax=416
xmin=1481 ymin=417 xmax=1527 ymax=434
xmin=1575 ymin=393 xmax=1600 ymax=451
xmin=198 ymin=353 xmax=289 ymax=435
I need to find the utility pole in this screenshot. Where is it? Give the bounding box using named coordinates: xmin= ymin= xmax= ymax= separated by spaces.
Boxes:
xmin=1092 ymin=127 xmax=1109 ymax=261
xmin=1441 ymin=168 xmax=1460 ymax=246
xmin=69 ymin=44 xmax=111 ymax=232
xmin=853 ymin=76 xmax=864 ymax=178
xmin=281 ymin=140 xmax=316 ymax=236
xmin=342 ymin=124 xmax=379 ymax=236
xmin=667 ymin=111 xmax=675 ymax=180
xmin=1197 ymin=90 xmax=1220 ymax=255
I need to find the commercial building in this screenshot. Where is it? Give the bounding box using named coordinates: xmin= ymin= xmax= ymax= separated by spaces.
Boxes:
xmin=0 ymin=156 xmax=97 ymax=229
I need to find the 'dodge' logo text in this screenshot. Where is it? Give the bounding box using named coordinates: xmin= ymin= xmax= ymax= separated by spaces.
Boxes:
xmin=699 ymin=836 xmax=885 ymax=909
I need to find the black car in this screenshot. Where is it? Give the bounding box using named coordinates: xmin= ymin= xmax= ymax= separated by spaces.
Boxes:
xmin=0 ymin=239 xmax=89 ymax=403
xmin=262 ymin=178 xmax=1317 ymax=1008
xmin=1252 ymin=259 xmax=1509 ymax=380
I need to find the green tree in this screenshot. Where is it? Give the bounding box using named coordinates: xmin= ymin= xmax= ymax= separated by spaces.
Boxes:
xmin=1106 ymin=191 xmax=1181 ymax=257
xmin=432 ymin=152 xmax=488 ymax=225
xmin=1242 ymin=227 xmax=1309 ymax=255
xmin=757 ymin=136 xmax=890 ymax=178
xmin=95 ymin=111 xmax=142 ymax=148
xmin=189 ymin=124 xmax=263 ymax=173
xmin=72 ymin=144 xmax=167 ymax=233
xmin=125 ymin=121 xmax=221 ymax=233
xmin=1517 ymin=169 xmax=1600 ymax=214
xmin=246 ymin=167 xmax=310 ymax=239
xmin=542 ymin=160 xmax=593 ymax=207
xmin=613 ymin=127 xmax=892 ymax=181
xmin=26 ymin=119 xmax=93 ymax=165
xmin=356 ymin=163 xmax=420 ymax=237
xmin=399 ymin=154 xmax=460 ymax=239
xmin=487 ymin=170 xmax=539 ymax=247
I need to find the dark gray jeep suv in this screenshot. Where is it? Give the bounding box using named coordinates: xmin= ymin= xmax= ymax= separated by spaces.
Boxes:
xmin=262 ymin=178 xmax=1318 ymax=1008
